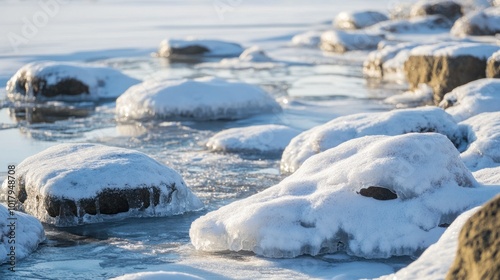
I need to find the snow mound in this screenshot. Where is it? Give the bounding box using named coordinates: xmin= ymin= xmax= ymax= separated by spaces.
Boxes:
xmin=6 ymin=61 xmax=140 ymax=102
xmin=291 ymin=31 xmax=322 ymax=47
xmin=364 ymin=42 xmax=421 ymax=79
xmin=334 ymin=10 xmax=389 ymax=30
xmin=384 ymin=84 xmax=434 ymax=108
xmin=377 ymin=206 xmax=480 ymax=280
xmin=368 ymin=15 xmax=452 ymax=33
xmin=460 ymin=112 xmax=500 ymax=170
xmin=440 ymin=78 xmax=500 ymax=122
xmin=320 ymin=30 xmax=384 ymax=53
xmin=451 ymin=7 xmax=500 ymax=37
xmin=409 ymin=42 xmax=500 ymax=59
xmin=0 ymin=143 xmax=203 ymax=226
xmin=191 ymin=133 xmax=500 ymax=259
xmin=158 ymin=38 xmax=244 ymax=59
xmin=0 ymin=204 xmax=45 ymax=264
xmin=206 ymin=124 xmax=301 ymax=154
xmin=281 ymin=107 xmax=462 ymax=173
xmin=111 ymin=271 xmax=205 ymax=280
xmin=473 ymin=166 xmax=500 ymax=184
xmin=116 ymin=77 xmax=281 ymax=121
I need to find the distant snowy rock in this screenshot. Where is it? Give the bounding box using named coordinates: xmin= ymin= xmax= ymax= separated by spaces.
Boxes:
xmin=206 ymin=124 xmax=300 ymax=154
xmin=0 ymin=204 xmax=45 ymax=264
xmin=191 ymin=133 xmax=500 ymax=259
xmin=0 ymin=143 xmax=203 ymax=226
xmin=320 ymin=30 xmax=384 ymax=53
xmin=214 ymin=46 xmax=278 ymax=69
xmin=368 ymin=15 xmax=453 ymax=33
xmin=363 ymin=42 xmax=420 ymax=79
xmin=281 ymin=107 xmax=462 ymax=173
xmin=111 ymin=271 xmax=205 ymax=280
xmin=236 ymin=46 xmax=272 ymax=62
xmin=291 ymin=31 xmax=322 ymax=47
xmin=157 ymin=38 xmax=244 ymax=59
xmin=116 ymin=77 xmax=281 ymax=121
xmin=487 ymin=50 xmax=500 ymax=78
xmin=410 ymin=1 xmax=463 ymax=21
xmin=377 ymin=206 xmax=480 ymax=280
xmin=6 ymin=61 xmax=140 ymax=102
xmin=451 ymin=7 xmax=500 ymax=36
xmin=333 ymin=11 xmax=389 ymax=30
xmin=440 ymin=78 xmax=500 ymax=122
xmin=384 ymin=84 xmax=434 ymax=108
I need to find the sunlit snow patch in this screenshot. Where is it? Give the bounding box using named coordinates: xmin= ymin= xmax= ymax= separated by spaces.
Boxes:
xmin=111 ymin=271 xmax=205 ymax=280
xmin=191 ymin=133 xmax=500 ymax=258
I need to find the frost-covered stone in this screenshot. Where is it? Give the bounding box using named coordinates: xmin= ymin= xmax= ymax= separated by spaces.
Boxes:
xmin=157 ymin=38 xmax=244 ymax=59
xmin=1 ymin=143 xmax=203 ymax=226
xmin=116 ymin=77 xmax=281 ymax=121
xmin=410 ymin=1 xmax=463 ymax=21
xmin=0 ymin=204 xmax=45 ymax=264
xmin=281 ymin=107 xmax=462 ymax=173
xmin=451 ymin=7 xmax=500 ymax=36
xmin=440 ymin=78 xmax=500 ymax=122
xmin=191 ymin=133 xmax=500 ymax=259
xmin=111 ymin=271 xmax=205 ymax=280
xmin=320 ymin=30 xmax=384 ymax=53
xmin=487 ymin=50 xmax=500 ymax=78
xmin=369 ymin=15 xmax=453 ymax=33
xmin=6 ymin=61 xmax=140 ymax=102
xmin=404 ymin=42 xmax=500 ymax=103
xmin=363 ymin=42 xmax=420 ymax=79
xmin=206 ymin=124 xmax=300 ymax=154
xmin=333 ymin=11 xmax=389 ymax=30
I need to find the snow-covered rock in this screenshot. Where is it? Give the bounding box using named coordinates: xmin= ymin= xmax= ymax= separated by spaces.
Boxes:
xmin=473 ymin=166 xmax=500 ymax=184
xmin=191 ymin=133 xmax=500 ymax=259
xmin=281 ymin=107 xmax=462 ymax=173
xmin=320 ymin=30 xmax=384 ymax=53
xmin=206 ymin=124 xmax=301 ymax=154
xmin=215 ymin=46 xmax=277 ymax=69
xmin=333 ymin=11 xmax=389 ymax=30
xmin=363 ymin=42 xmax=420 ymax=79
xmin=236 ymin=46 xmax=272 ymax=62
xmin=116 ymin=77 xmax=281 ymax=121
xmin=111 ymin=271 xmax=205 ymax=280
xmin=487 ymin=50 xmax=500 ymax=78
xmin=384 ymin=84 xmax=434 ymax=108
xmin=440 ymin=78 xmax=500 ymax=122
xmin=377 ymin=206 xmax=480 ymax=280
xmin=157 ymin=38 xmax=244 ymax=59
xmin=410 ymin=1 xmax=463 ymax=21
xmin=6 ymin=61 xmax=140 ymax=102
xmin=369 ymin=15 xmax=453 ymax=33
xmin=0 ymin=204 xmax=45 ymax=265
xmin=291 ymin=31 xmax=322 ymax=47
xmin=0 ymin=143 xmax=203 ymax=226
xmin=451 ymin=7 xmax=500 ymax=36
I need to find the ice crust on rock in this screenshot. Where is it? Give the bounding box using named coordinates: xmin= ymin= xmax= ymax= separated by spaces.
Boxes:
xmin=6 ymin=61 xmax=140 ymax=102
xmin=281 ymin=107 xmax=462 ymax=173
xmin=0 ymin=204 xmax=45 ymax=264
xmin=190 ymin=133 xmax=500 ymax=259
xmin=0 ymin=143 xmax=203 ymax=226
xmin=206 ymin=124 xmax=301 ymax=153
xmin=158 ymin=38 xmax=244 ymax=58
xmin=116 ymin=77 xmax=281 ymax=121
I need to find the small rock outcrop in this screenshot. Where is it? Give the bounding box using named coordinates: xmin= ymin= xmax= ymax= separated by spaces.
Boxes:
xmin=410 ymin=1 xmax=463 ymax=21
xmin=451 ymin=7 xmax=500 ymax=37
xmin=320 ymin=30 xmax=384 ymax=53
xmin=487 ymin=51 xmax=500 ymax=78
xmin=334 ymin=10 xmax=388 ymax=30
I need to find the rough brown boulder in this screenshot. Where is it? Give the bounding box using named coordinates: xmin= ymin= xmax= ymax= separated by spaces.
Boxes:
xmin=410 ymin=1 xmax=463 ymax=21
xmin=487 ymin=52 xmax=500 ymax=78
xmin=446 ymin=195 xmax=500 ymax=280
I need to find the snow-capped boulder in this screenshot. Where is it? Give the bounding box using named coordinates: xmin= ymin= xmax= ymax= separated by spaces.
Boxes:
xmin=281 ymin=107 xmax=462 ymax=173
xmin=157 ymin=38 xmax=244 ymax=59
xmin=410 ymin=1 xmax=463 ymax=21
xmin=451 ymin=7 xmax=500 ymax=36
xmin=320 ymin=30 xmax=384 ymax=53
xmin=291 ymin=31 xmax=322 ymax=47
xmin=116 ymin=77 xmax=281 ymax=121
xmin=368 ymin=15 xmax=453 ymax=33
xmin=333 ymin=11 xmax=389 ymax=30
xmin=363 ymin=42 xmax=420 ymax=79
xmin=6 ymin=61 xmax=140 ymax=102
xmin=0 ymin=204 xmax=45 ymax=265
xmin=440 ymin=78 xmax=500 ymax=122
xmin=236 ymin=46 xmax=272 ymax=62
xmin=447 ymin=195 xmax=500 ymax=280
xmin=384 ymin=84 xmax=434 ymax=108
xmin=404 ymin=42 xmax=500 ymax=103
xmin=206 ymin=124 xmax=301 ymax=154
xmin=191 ymin=133 xmax=500 ymax=259
xmin=111 ymin=271 xmax=205 ymax=280
xmin=487 ymin=50 xmax=500 ymax=78
xmin=1 ymin=143 xmax=203 ymax=226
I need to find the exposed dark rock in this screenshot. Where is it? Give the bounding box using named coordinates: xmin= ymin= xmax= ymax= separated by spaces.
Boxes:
xmin=410 ymin=1 xmax=463 ymax=21
xmin=451 ymin=7 xmax=500 ymax=36
xmin=11 ymin=72 xmax=90 ymax=98
xmin=487 ymin=52 xmax=500 ymax=78
xmin=160 ymin=45 xmax=210 ymax=57
xmin=358 ymin=186 xmax=397 ymax=200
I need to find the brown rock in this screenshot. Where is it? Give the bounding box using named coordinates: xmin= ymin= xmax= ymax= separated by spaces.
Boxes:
xmin=11 ymin=71 xmax=90 ymax=98
xmin=410 ymin=1 xmax=463 ymax=21
xmin=446 ymin=195 xmax=500 ymax=280
xmin=487 ymin=53 xmax=500 ymax=78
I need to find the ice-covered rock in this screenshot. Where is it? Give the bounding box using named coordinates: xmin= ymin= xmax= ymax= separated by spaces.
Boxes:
xmin=333 ymin=11 xmax=389 ymax=30
xmin=6 ymin=61 xmax=140 ymax=102
xmin=291 ymin=31 xmax=322 ymax=47
xmin=0 ymin=143 xmax=203 ymax=226
xmin=111 ymin=271 xmax=205 ymax=280
xmin=368 ymin=15 xmax=453 ymax=33
xmin=116 ymin=77 xmax=281 ymax=121
xmin=459 ymin=112 xmax=500 ymax=170
xmin=377 ymin=206 xmax=480 ymax=280
xmin=0 ymin=204 xmax=45 ymax=265
xmin=440 ymin=78 xmax=500 ymax=122
xmin=320 ymin=30 xmax=384 ymax=53
xmin=451 ymin=7 xmax=500 ymax=36
xmin=206 ymin=124 xmax=300 ymax=154
xmin=191 ymin=133 xmax=500 ymax=259
xmin=281 ymin=107 xmax=462 ymax=173
xmin=363 ymin=42 xmax=420 ymax=79
xmin=384 ymin=84 xmax=434 ymax=108
xmin=404 ymin=42 xmax=500 ymax=103
xmin=487 ymin=50 xmax=500 ymax=78
xmin=157 ymin=38 xmax=244 ymax=59
xmin=410 ymin=1 xmax=463 ymax=21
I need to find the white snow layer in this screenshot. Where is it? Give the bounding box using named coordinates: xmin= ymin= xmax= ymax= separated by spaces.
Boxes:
xmin=190 ymin=133 xmax=500 ymax=259
xmin=115 ymin=77 xmax=281 ymax=121
xmin=111 ymin=271 xmax=205 ymax=280
xmin=451 ymin=6 xmax=500 ymax=37
xmin=281 ymin=107 xmax=461 ymax=173
xmin=6 ymin=61 xmax=140 ymax=101
xmin=440 ymin=78 xmax=500 ymax=122
xmin=377 ymin=206 xmax=480 ymax=280
xmin=206 ymin=124 xmax=301 ymax=153
xmin=158 ymin=38 xmax=244 ymax=58
xmin=334 ymin=10 xmax=389 ymax=30
xmin=384 ymin=84 xmax=434 ymax=107
xmin=320 ymin=30 xmax=384 ymax=52
xmin=368 ymin=15 xmax=452 ymax=33
xmin=291 ymin=31 xmax=322 ymax=47
xmin=409 ymin=42 xmax=500 ymax=59
xmin=0 ymin=204 xmax=45 ymax=265
xmin=363 ymin=42 xmax=420 ymax=79
xmin=0 ymin=143 xmax=203 ymax=225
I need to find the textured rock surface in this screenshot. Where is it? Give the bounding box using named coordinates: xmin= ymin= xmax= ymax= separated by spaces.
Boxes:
xmin=451 ymin=7 xmax=500 ymax=36
xmin=410 ymin=1 xmax=463 ymax=21
xmin=487 ymin=51 xmax=500 ymax=78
